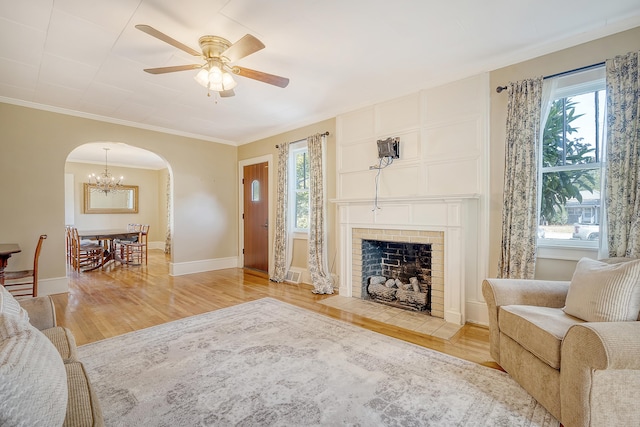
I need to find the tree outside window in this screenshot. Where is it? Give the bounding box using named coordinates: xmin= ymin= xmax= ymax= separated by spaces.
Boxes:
xmin=293 ymin=147 xmax=309 ymax=230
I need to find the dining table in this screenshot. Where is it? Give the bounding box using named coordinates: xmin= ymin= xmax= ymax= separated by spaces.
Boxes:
xmin=0 ymin=243 xmax=21 ymax=285
xmin=77 ymin=229 xmax=141 ymax=270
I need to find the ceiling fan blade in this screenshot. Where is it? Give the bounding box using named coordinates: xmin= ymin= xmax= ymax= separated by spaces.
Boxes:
xmin=222 ymin=34 xmax=265 ymax=62
xmin=136 ymin=24 xmax=201 ymax=57
xmin=231 ymin=66 xmax=289 ymax=88
xmin=219 ymin=89 xmax=235 ymax=97
xmin=143 ymin=64 xmax=202 ymax=74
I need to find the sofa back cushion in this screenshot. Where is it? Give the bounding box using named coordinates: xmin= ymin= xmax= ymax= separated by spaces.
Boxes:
xmin=564 ymin=257 xmax=640 ymax=322
xmin=0 ymin=313 xmax=68 ymax=426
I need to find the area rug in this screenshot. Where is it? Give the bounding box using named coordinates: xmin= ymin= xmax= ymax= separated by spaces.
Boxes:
xmin=78 ymin=298 xmax=558 ymax=426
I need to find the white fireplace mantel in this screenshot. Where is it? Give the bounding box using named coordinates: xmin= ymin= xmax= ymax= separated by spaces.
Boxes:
xmin=331 ymin=194 xmax=480 ymax=206
xmin=335 ymin=195 xmax=479 ymax=325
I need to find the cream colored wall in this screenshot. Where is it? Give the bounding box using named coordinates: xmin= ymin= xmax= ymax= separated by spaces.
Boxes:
xmin=64 ymin=162 xmax=165 ymax=243
xmin=0 ymin=102 xmax=237 ymax=293
xmin=489 ymin=26 xmax=640 ymax=280
xmin=237 ymin=118 xmax=337 ymax=282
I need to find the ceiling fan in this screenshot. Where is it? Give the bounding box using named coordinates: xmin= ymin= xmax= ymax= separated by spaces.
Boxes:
xmin=136 ymin=24 xmax=289 ymax=97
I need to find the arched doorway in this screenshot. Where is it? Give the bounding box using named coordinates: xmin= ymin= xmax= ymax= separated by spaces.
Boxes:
xmin=65 ymin=142 xmax=173 ymax=261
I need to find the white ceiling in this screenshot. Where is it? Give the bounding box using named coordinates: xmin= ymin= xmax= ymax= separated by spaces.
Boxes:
xmin=2 ymin=0 xmax=640 ymax=149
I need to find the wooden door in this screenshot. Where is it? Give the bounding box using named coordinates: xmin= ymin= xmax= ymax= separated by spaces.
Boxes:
xmin=243 ymin=162 xmax=269 ymax=272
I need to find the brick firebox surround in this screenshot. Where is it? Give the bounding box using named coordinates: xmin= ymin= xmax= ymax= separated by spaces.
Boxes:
xmin=351 ymin=228 xmax=445 ymax=318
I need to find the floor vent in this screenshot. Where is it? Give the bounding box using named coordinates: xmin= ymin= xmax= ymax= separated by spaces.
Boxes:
xmin=285 ymin=270 xmax=302 ymax=284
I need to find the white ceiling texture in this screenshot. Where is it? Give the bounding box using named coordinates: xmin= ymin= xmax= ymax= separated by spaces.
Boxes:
xmin=2 ymin=0 xmax=640 ymax=156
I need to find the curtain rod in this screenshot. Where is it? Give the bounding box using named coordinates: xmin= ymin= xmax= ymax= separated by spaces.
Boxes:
xmin=495 ymin=61 xmax=606 ymax=93
xmin=275 ymin=131 xmax=329 ymax=148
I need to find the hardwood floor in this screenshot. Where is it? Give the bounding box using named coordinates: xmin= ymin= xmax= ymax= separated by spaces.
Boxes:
xmin=51 ymin=250 xmax=498 ymax=369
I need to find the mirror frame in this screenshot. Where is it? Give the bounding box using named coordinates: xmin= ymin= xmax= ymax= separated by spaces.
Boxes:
xmin=83 ymin=183 xmax=139 ymax=214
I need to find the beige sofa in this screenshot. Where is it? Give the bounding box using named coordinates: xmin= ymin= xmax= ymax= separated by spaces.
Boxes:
xmin=0 ymin=288 xmax=103 ymax=426
xmin=482 ymin=258 xmax=640 ymax=427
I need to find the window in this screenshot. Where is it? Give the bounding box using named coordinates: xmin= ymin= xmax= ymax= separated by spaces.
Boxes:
xmin=290 ymin=142 xmax=309 ymax=232
xmin=251 ymin=179 xmax=260 ymax=201
xmin=538 ymin=66 xmax=605 ymax=248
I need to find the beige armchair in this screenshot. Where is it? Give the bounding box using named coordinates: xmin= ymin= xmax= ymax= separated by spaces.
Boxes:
xmin=482 ymin=275 xmax=640 ymax=427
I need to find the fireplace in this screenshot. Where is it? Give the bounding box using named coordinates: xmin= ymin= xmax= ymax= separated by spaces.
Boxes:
xmin=362 ymin=239 xmax=432 ymax=312
xmin=335 ymin=196 xmax=478 ymax=325
xmin=351 ymin=228 xmax=445 ymax=318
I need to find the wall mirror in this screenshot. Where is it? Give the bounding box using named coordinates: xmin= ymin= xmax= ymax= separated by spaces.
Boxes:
xmin=83 ymin=183 xmax=139 ymax=214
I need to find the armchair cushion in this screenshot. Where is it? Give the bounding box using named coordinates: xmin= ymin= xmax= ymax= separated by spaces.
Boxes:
xmin=499 ymin=305 xmax=584 ymax=369
xmin=564 ymin=257 xmax=640 ymax=322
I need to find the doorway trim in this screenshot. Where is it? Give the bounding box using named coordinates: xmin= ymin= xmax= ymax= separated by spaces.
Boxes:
xmin=238 ymin=154 xmax=273 ymax=275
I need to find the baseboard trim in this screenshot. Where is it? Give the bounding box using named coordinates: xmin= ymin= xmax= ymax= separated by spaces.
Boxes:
xmin=444 ymin=310 xmax=463 ymax=325
xmin=148 ymin=241 xmax=166 ymax=250
xmin=170 ymin=256 xmax=239 ymax=276
xmin=465 ymin=300 xmax=489 ymax=326
xmin=38 ymin=276 xmax=69 ymax=295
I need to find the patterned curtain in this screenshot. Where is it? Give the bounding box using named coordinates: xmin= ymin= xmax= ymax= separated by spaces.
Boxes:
xmin=164 ymin=172 xmax=172 ymax=254
xmin=497 ymin=77 xmax=543 ymax=279
xmin=271 ymin=143 xmax=290 ymax=282
xmin=307 ymin=133 xmax=334 ymax=294
xmin=605 ymin=51 xmax=640 ymax=257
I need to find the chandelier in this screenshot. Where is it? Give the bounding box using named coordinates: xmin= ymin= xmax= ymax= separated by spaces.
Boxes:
xmin=88 ymin=148 xmax=123 ymax=195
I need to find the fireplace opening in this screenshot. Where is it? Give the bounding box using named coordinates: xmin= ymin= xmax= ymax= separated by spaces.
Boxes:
xmin=361 ymin=239 xmax=431 ymax=312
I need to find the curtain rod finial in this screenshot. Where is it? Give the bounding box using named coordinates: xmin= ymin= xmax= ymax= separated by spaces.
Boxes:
xmin=496 ymin=86 xmax=508 ymax=93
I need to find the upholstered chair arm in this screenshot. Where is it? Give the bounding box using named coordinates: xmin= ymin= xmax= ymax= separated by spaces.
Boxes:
xmin=482 ymin=278 xmax=570 ymax=308
xmin=561 ymin=322 xmax=640 ymax=427
xmin=481 ymin=279 xmax=570 ymax=364
xmin=19 ymin=295 xmax=57 ymax=330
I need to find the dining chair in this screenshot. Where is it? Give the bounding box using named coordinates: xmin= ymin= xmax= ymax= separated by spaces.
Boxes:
xmin=65 ymin=225 xmax=74 ymax=266
xmin=3 ymin=234 xmax=47 ymax=298
xmin=121 ymin=224 xmax=149 ymax=265
xmin=70 ymin=227 xmax=104 ymax=272
xmin=115 ymin=223 xmax=140 ymax=261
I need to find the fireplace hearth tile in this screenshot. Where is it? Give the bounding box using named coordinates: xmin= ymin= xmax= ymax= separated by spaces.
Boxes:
xmin=431 ymin=323 xmax=465 ymax=340
xmin=318 ymin=296 xmax=461 ymax=340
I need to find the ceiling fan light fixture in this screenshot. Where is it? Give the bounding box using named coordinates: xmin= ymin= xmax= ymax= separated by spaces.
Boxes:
xmin=209 ymin=66 xmax=223 ymax=84
xmin=194 ymin=68 xmax=210 ymax=87
xmin=221 ymin=71 xmax=237 ymax=90
xmin=194 ymin=65 xmax=237 ymax=92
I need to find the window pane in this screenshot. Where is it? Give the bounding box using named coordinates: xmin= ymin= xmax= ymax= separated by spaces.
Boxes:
xmin=539 ymin=169 xmax=600 ymax=240
xmin=566 ymin=91 xmax=604 ymax=165
xmin=295 ymin=151 xmax=308 ymax=190
xmin=543 ymin=91 xmax=604 ymax=168
xmin=251 ymin=180 xmax=259 ymax=201
xmin=295 ymin=190 xmax=309 ymax=229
